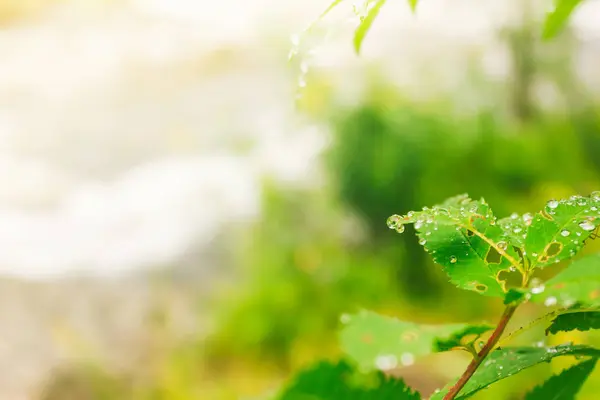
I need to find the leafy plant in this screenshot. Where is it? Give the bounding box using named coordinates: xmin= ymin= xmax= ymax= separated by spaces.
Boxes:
xmin=277 ymin=193 xmax=600 ymax=399
xmin=305 ymin=0 xmax=587 ymax=55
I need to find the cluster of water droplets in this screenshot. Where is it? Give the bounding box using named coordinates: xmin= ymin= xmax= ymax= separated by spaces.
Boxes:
xmin=374 ymin=352 xmax=415 ymax=371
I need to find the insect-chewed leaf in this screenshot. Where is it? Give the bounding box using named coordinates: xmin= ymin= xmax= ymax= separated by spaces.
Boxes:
xmin=433 ymin=324 xmax=494 ymax=353
xmin=542 ymin=0 xmax=583 ymax=40
xmin=339 ymin=310 xmax=471 ymax=371
xmin=524 ymin=358 xmax=597 ymax=400
xmin=388 ymin=194 xmax=522 ymax=297
xmin=546 ymin=311 xmax=600 ymax=335
xmin=353 ymin=0 xmax=387 ymax=54
xmin=430 ymin=344 xmax=600 ymax=400
xmin=277 ymin=359 xmax=421 ymax=400
xmin=525 ymin=193 xmax=600 ymax=269
xmin=529 ymin=253 xmax=600 ymax=308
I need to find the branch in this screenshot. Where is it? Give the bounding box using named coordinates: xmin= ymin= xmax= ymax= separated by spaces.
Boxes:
xmin=442 ymin=304 xmax=518 ymax=400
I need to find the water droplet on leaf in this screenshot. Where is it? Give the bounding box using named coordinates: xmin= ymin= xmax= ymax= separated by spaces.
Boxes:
xmin=450 ymin=256 xmax=457 ymax=264
xmin=560 ymin=229 xmax=570 ymax=237
xmin=400 ymin=352 xmax=415 ymax=366
xmin=375 ymin=354 xmax=398 ymax=370
xmin=579 ymin=220 xmax=596 ymax=231
xmin=544 ymin=296 xmax=557 ymax=306
xmin=547 ymin=200 xmax=559 ymax=209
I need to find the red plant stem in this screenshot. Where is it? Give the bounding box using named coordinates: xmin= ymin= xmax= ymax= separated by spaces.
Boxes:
xmin=442 ymin=305 xmax=518 ymax=400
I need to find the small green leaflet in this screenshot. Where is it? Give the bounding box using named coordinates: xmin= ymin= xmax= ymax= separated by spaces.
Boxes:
xmin=546 ymin=311 xmax=600 ymax=335
xmin=388 ymin=194 xmax=521 ymax=297
xmin=524 ymin=358 xmax=597 ymax=400
xmin=430 ymin=344 xmax=600 ymax=400
xmin=353 ymin=0 xmax=387 ymax=54
xmin=542 ymin=0 xmax=583 ymax=40
xmin=433 ymin=324 xmax=494 ymax=353
xmin=277 ymin=360 xmax=421 ymax=400
xmin=525 ymin=193 xmax=600 ymax=269
xmin=407 ymin=0 xmax=419 ymax=12
xmin=339 ymin=310 xmax=477 ymax=371
xmin=529 ymin=253 xmax=600 ymax=308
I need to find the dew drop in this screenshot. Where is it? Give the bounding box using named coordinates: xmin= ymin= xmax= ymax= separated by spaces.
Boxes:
xmin=523 ymin=213 xmax=533 ymax=225
xmin=419 ymin=238 xmax=427 ymax=246
xmin=579 ymin=220 xmax=596 ymax=231
xmin=510 ymin=213 xmax=519 ymax=219
xmin=513 ymin=227 xmax=523 ymax=233
xmin=450 ymin=256 xmax=457 ymax=264
xmin=547 ymin=347 xmax=558 ymax=354
xmin=577 ymin=198 xmax=588 ymax=206
xmin=534 ymin=341 xmax=545 ymax=348
xmin=387 ymin=215 xmax=401 ymax=230
xmin=400 ymin=352 xmax=415 ymax=366
xmin=544 ymin=296 xmax=557 ymax=307
xmin=414 ymin=220 xmax=423 ymax=230
xmin=547 ymin=200 xmax=559 ymax=210
xmin=560 ymin=229 xmax=570 ymax=237
xmin=375 ymin=354 xmax=398 ymax=370
xmin=531 ymin=283 xmax=546 ymax=294
xmin=407 ymin=211 xmax=414 ymax=218
xmin=497 ymin=241 xmax=508 ymax=250
xmin=591 ymin=191 xmax=600 ymax=201
xmin=396 ymin=224 xmax=405 ymax=233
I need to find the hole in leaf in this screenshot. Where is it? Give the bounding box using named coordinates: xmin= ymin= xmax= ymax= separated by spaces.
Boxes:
xmin=497 ymin=269 xmax=522 ymax=290
xmin=466 ymin=230 xmax=474 ymax=237
xmin=474 ymin=284 xmax=488 ymax=293
xmin=545 ymin=241 xmax=563 ymax=257
xmin=485 ymin=247 xmax=502 ymax=264
xmin=402 ymin=331 xmax=419 ymax=342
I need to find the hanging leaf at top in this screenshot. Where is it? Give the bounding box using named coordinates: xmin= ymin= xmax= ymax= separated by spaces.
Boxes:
xmin=407 ymin=0 xmax=419 ymax=13
xmin=524 ymin=193 xmax=600 ymax=270
xmin=388 ymin=194 xmax=523 ymax=297
xmin=353 ymin=0 xmax=387 ymax=54
xmin=277 ymin=360 xmax=421 ymax=400
xmin=542 ymin=0 xmax=584 ymax=40
xmin=524 ymin=358 xmax=597 ymax=400
xmin=529 ymin=253 xmax=600 ymax=308
xmin=430 ymin=344 xmax=600 ymax=400
xmin=339 ymin=310 xmax=488 ymax=371
xmin=546 ymin=311 xmax=600 ymax=335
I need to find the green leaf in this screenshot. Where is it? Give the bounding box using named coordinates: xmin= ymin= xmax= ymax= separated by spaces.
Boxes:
xmin=317 ymin=0 xmax=345 ymax=21
xmin=277 ymin=360 xmax=421 ymax=400
xmin=353 ymin=0 xmax=387 ymax=54
xmin=433 ymin=324 xmax=494 ymax=353
xmin=530 ymin=253 xmax=600 ymax=308
xmin=430 ymin=344 xmax=600 ymax=400
xmin=339 ymin=310 xmax=479 ymax=371
xmin=542 ymin=0 xmax=583 ymax=40
xmin=388 ymin=194 xmax=522 ymax=297
xmin=525 ymin=193 xmax=600 ymax=269
xmin=407 ymin=0 xmax=418 ymax=13
xmin=524 ymin=358 xmax=597 ymax=400
xmin=546 ymin=311 xmax=600 ymax=335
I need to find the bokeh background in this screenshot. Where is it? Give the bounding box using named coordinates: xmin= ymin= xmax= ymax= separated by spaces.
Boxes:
xmin=1 ymin=0 xmax=600 ymax=399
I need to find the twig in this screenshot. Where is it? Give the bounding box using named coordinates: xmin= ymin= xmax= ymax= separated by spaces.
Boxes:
xmin=442 ymin=304 xmax=518 ymax=400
